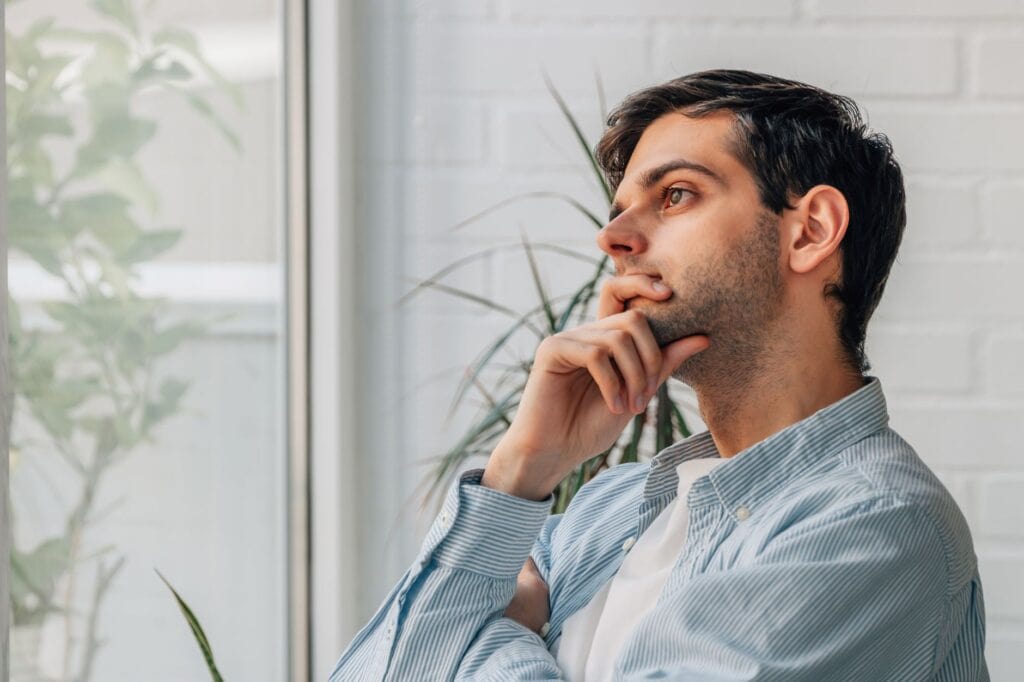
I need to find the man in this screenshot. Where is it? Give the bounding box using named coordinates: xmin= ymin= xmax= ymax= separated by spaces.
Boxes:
xmin=329 ymin=70 xmax=987 ymax=680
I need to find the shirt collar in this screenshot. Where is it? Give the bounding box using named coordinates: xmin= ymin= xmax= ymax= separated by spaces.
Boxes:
xmin=643 ymin=375 xmax=890 ymax=519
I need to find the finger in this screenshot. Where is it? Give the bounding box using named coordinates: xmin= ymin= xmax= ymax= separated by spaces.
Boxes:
xmin=575 ymin=327 xmax=648 ymax=414
xmin=617 ymin=309 xmax=663 ymax=397
xmin=597 ymin=274 xmax=672 ymax=320
xmin=655 ymin=335 xmax=711 ymax=387
xmin=563 ymin=337 xmax=628 ymax=414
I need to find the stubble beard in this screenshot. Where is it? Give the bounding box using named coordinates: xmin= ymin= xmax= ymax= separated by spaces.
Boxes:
xmin=635 ymin=210 xmax=787 ymax=392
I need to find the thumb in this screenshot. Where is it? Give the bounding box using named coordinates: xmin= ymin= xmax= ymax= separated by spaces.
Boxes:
xmin=658 ymin=335 xmax=710 ymax=385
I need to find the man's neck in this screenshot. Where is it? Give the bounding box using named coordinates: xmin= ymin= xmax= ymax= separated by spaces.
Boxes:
xmin=694 ymin=361 xmax=866 ymax=459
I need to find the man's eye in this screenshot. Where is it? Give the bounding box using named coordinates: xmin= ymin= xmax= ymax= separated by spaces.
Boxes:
xmin=661 ymin=186 xmax=693 ymax=208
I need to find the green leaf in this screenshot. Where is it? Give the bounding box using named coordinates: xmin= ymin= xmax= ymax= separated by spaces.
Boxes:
xmin=619 ymin=413 xmax=645 ymax=464
xmin=24 ymin=54 xmax=77 ymax=102
xmin=445 ymin=190 xmax=604 ymax=235
xmin=555 ymin=255 xmax=611 ymax=332
xmin=18 ymin=113 xmax=73 ymax=139
xmin=655 ymin=384 xmax=673 ymax=452
xmin=543 ymin=71 xmax=612 ymax=204
xmin=150 ymin=321 xmax=204 ymax=356
xmin=395 ymin=241 xmax=601 ymax=310
xmin=155 ymin=81 xmax=241 ymax=152
xmin=8 ymin=197 xmax=66 ymax=274
xmin=141 ymin=377 xmax=190 ymax=433
xmin=444 ymin=295 xmax=575 ymax=425
xmin=180 ymin=89 xmax=241 ymax=152
xmin=47 ymin=377 xmax=101 ymax=411
xmin=11 ymin=537 xmax=72 ymax=624
xmin=115 ymin=228 xmax=182 ymax=264
xmin=519 ymin=229 xmax=557 ymax=333
xmin=133 ymin=53 xmax=193 ymax=85
xmin=93 ymin=157 xmax=160 ymax=215
xmin=671 ymin=401 xmax=692 ymax=439
xmin=61 ymin=192 xmax=139 ymax=252
xmin=10 ymin=144 xmax=57 ymax=188
xmin=155 ymin=569 xmax=226 ymax=682
xmin=94 ymin=114 xmax=158 ymax=157
xmin=153 ymin=26 xmax=244 ymax=110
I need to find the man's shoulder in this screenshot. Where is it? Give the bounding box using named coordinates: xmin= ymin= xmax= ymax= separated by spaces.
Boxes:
xmin=774 ymin=427 xmax=977 ymax=588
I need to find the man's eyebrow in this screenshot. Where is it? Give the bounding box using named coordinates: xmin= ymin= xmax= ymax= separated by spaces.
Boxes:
xmin=608 ymin=158 xmax=726 ymax=222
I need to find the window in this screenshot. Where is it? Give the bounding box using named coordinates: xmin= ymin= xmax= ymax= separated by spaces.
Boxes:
xmin=6 ymin=1 xmax=294 ymax=679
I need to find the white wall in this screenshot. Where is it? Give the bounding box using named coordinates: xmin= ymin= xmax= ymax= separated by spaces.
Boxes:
xmin=356 ymin=1 xmax=1024 ymax=678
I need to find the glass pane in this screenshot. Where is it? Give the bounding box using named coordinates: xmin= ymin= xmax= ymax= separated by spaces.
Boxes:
xmin=6 ymin=1 xmax=288 ymax=679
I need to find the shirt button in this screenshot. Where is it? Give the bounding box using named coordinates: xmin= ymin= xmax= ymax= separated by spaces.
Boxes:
xmin=735 ymin=505 xmax=750 ymax=521
xmin=621 ymin=536 xmax=636 ymax=551
xmin=441 ymin=512 xmax=449 ymax=525
xmin=539 ymin=621 xmax=550 ymax=637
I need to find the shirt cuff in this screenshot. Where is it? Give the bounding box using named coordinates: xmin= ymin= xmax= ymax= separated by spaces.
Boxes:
xmin=431 ymin=467 xmax=555 ymax=577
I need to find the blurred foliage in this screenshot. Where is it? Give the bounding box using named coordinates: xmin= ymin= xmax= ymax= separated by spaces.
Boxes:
xmin=6 ymin=0 xmax=240 ymax=679
xmin=402 ymin=73 xmax=696 ymax=519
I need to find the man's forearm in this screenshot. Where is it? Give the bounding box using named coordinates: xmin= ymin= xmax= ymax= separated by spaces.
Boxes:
xmin=328 ymin=468 xmax=554 ymax=681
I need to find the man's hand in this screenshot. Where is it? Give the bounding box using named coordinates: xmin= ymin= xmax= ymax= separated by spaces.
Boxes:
xmin=482 ymin=274 xmax=711 ymax=500
xmin=503 ymin=557 xmax=549 ymax=636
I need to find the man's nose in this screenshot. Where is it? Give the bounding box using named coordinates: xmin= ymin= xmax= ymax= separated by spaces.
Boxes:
xmin=596 ymin=217 xmax=649 ymax=256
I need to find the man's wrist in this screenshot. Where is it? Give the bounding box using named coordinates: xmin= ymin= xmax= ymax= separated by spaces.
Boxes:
xmin=481 ymin=447 xmax=556 ymax=502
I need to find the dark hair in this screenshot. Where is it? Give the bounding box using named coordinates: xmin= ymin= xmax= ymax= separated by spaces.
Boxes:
xmin=595 ymin=69 xmax=907 ymax=375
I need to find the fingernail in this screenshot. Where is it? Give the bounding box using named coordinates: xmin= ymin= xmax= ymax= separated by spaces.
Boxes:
xmin=634 ymin=393 xmax=645 ymax=412
xmin=614 ymin=395 xmax=624 ymax=413
xmin=646 ymin=377 xmax=656 ymax=394
xmin=652 ymin=281 xmax=669 ymax=293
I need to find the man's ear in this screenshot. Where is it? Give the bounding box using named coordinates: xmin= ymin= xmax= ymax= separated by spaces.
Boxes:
xmin=783 ymin=184 xmax=849 ymax=276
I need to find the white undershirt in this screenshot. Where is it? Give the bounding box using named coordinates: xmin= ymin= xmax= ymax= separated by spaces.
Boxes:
xmin=552 ymin=457 xmax=725 ymax=681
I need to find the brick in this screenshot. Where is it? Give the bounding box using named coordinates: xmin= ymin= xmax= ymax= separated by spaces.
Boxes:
xmin=900 ymin=179 xmax=981 ymax=251
xmin=867 ymin=108 xmax=1024 ymax=173
xmin=501 ymin=0 xmax=793 ymax=19
xmin=983 ymin=181 xmax=1024 ymax=248
xmin=411 ymin=25 xmax=648 ymax=98
xmin=864 ymin=327 xmax=973 ymax=392
xmin=874 ymin=259 xmax=1024 ymax=321
xmin=987 ymin=334 xmax=1024 ymax=397
xmin=889 ymin=407 xmax=1024 ymax=470
xmin=975 ymin=37 xmax=1024 ymax=97
xmin=979 ymin=476 xmax=1024 ymax=539
xmin=651 ymin=29 xmax=956 ymax=97
xmin=810 ymin=0 xmax=1024 ymax=18
xmin=977 ymin=552 xmax=1024 ymax=618
xmin=412 ymin=98 xmax=487 ymax=163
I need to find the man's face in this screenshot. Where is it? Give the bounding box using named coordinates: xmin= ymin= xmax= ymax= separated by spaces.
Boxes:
xmin=596 ymin=110 xmax=788 ymax=383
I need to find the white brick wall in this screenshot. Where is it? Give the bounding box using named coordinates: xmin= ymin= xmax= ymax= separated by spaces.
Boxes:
xmin=376 ymin=1 xmax=1024 ymax=676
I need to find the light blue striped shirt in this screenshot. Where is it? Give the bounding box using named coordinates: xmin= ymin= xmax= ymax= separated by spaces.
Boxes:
xmin=329 ymin=375 xmax=988 ymax=680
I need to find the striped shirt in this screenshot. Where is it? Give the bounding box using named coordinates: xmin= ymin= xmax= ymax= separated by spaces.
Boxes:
xmin=329 ymin=375 xmax=988 ymax=680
